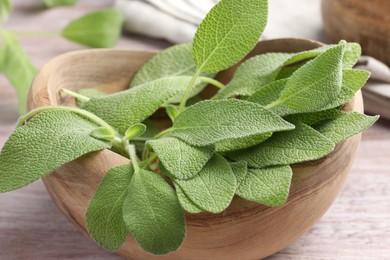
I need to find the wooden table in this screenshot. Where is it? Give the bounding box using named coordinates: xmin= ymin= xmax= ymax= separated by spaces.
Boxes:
xmin=1 ymin=1 xmax=389 ymax=259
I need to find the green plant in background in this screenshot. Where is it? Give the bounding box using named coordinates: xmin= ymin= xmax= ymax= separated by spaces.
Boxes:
xmin=0 ymin=0 xmax=379 ymax=256
xmin=0 ymin=0 xmax=123 ymax=113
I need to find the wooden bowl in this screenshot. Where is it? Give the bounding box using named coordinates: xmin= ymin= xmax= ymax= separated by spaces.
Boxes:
xmin=322 ymin=0 xmax=390 ymax=65
xmin=27 ymin=38 xmax=363 ymax=260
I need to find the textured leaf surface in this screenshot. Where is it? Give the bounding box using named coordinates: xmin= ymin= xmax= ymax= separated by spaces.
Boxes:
xmin=276 ymin=44 xmax=345 ymax=112
xmin=315 ymin=112 xmax=379 ymax=144
xmin=148 ymin=137 xmax=213 ymax=180
xmin=193 ymin=0 xmax=268 ymax=73
xmin=285 ymin=109 xmax=343 ymax=126
xmin=174 ymin=155 xmax=236 ymax=213
xmin=236 ymin=165 xmax=292 ymax=206
xmin=283 ymin=42 xmax=360 ymax=69
xmin=175 ymin=183 xmax=204 ymax=214
xmin=323 ymin=69 xmax=370 ymax=109
xmin=171 ymin=99 xmax=294 ymax=146
xmin=228 ymin=122 xmax=335 ymax=168
xmin=86 ymin=164 xmax=133 ymax=251
xmin=215 ymin=53 xmax=292 ymax=99
xmin=0 ymin=110 xmax=110 ymax=193
xmin=230 ymin=161 xmax=248 ymax=188
xmin=215 ymin=132 xmax=272 ymax=152
xmin=62 ymin=9 xmax=123 ymax=48
xmin=342 ymin=42 xmax=361 ymax=68
xmin=122 ymin=170 xmax=185 ymax=255
xmin=43 ymin=0 xmax=77 ymax=7
xmin=248 ymin=79 xmax=288 ymax=107
xmin=0 ymin=30 xmax=37 ymax=114
xmin=130 ymin=43 xmax=214 ymax=103
xmin=81 ymin=76 xmax=192 ymax=133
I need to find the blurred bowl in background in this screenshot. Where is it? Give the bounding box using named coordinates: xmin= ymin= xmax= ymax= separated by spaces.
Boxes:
xmin=322 ymin=0 xmax=390 ymax=65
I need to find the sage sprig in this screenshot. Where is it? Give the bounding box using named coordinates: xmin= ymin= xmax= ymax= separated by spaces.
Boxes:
xmin=0 ymin=0 xmax=378 ymax=256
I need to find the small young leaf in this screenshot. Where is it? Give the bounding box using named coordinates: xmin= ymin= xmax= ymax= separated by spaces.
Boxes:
xmin=62 ymin=8 xmax=123 ymax=48
xmin=166 ymin=105 xmax=179 ymax=122
xmin=0 ymin=110 xmax=110 ymax=193
xmin=90 ymin=127 xmax=115 ymax=142
xmin=125 ymin=123 xmax=146 ymax=140
xmin=43 ymin=0 xmax=77 ymax=7
xmin=314 ymin=112 xmax=379 ymax=144
xmin=148 ymin=137 xmax=213 ymax=180
xmin=214 ymin=53 xmax=292 ymax=99
xmin=171 ymin=99 xmax=294 ymax=146
xmin=236 ymin=165 xmax=292 ymax=206
xmin=230 ymin=161 xmax=248 ymax=188
xmin=81 ymin=76 xmax=194 ymax=134
xmin=122 ymin=169 xmax=185 ymax=255
xmin=228 ymin=122 xmax=335 ymax=168
xmin=193 ymin=0 xmax=268 ymax=73
xmin=274 ymin=43 xmax=346 ymax=112
xmin=133 ymin=120 xmax=159 ymax=152
xmin=215 ymin=132 xmax=272 ymax=152
xmin=86 ymin=164 xmax=133 ymax=252
xmin=130 ymin=43 xmax=214 ymax=103
xmin=0 ymin=0 xmax=12 ymax=22
xmin=173 ymin=154 xmax=236 ymax=213
xmin=0 ymin=30 xmax=37 ymax=114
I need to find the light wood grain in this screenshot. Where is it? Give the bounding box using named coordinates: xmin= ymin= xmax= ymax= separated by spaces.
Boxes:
xmin=26 ymin=39 xmax=364 ymax=260
xmin=1 ymin=1 xmax=390 ymax=259
xmin=322 ymin=0 xmax=390 ymax=65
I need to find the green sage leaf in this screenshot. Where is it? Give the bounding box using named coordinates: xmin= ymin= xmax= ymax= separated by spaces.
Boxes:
xmin=148 ymin=137 xmax=214 ymax=180
xmin=125 ymin=123 xmax=146 ymax=140
xmin=130 ymin=43 xmax=214 ymax=103
xmin=0 ymin=29 xmax=37 ymax=114
xmin=90 ymin=127 xmax=115 ymax=142
xmin=215 ymin=132 xmax=272 ymax=152
xmin=171 ymin=99 xmax=294 ymax=146
xmin=0 ymin=110 xmax=110 ymax=193
xmin=214 ymin=53 xmax=292 ymax=99
xmin=322 ymin=69 xmax=370 ymax=110
xmin=236 ymin=165 xmax=293 ymax=206
xmin=314 ymin=112 xmax=379 ymax=144
xmin=193 ymin=0 xmax=268 ymax=73
xmin=81 ymin=76 xmax=194 ymax=134
xmin=230 ymin=161 xmax=248 ymax=188
xmin=175 ymin=184 xmax=203 ymax=214
xmin=273 ymin=43 xmax=346 ymax=112
xmin=173 ymin=154 xmax=236 ymax=213
xmin=285 ymin=109 xmax=343 ymax=126
xmin=122 ymin=169 xmax=185 ymax=255
xmin=43 ymin=0 xmax=77 ymax=7
xmin=62 ymin=8 xmax=123 ymax=48
xmin=86 ymin=164 xmax=133 ymax=252
xmin=228 ymin=122 xmax=335 ymax=168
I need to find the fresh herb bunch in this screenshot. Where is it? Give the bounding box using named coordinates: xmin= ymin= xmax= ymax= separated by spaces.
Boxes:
xmin=0 ymin=0 xmax=378 ymax=255
xmin=0 ymin=0 xmax=123 ymax=114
